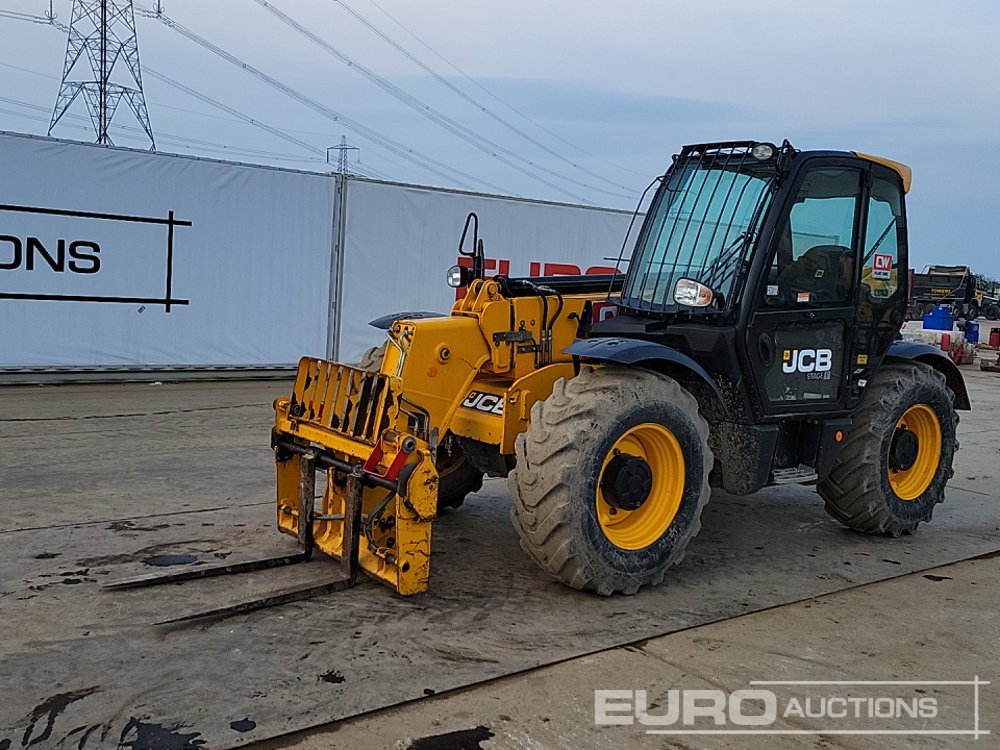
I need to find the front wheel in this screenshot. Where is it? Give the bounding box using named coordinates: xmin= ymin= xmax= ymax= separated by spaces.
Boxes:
xmin=436 ymin=437 xmax=484 ymax=510
xmin=818 ymin=362 xmax=958 ymax=536
xmin=352 ymin=346 xmax=483 ymax=510
xmin=508 ymin=367 xmax=713 ymax=595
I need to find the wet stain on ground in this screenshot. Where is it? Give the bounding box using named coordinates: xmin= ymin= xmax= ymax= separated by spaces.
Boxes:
xmin=142 ymin=554 xmax=198 ymax=567
xmin=318 ymin=670 xmax=345 ymax=684
xmin=408 ymin=726 xmax=495 ymax=750
xmin=0 ymin=738 xmax=10 ymax=749
xmin=33 ymin=552 xmax=60 ymax=560
xmin=21 ymin=686 xmax=102 ymax=748
xmin=229 ymin=718 xmax=257 ymax=733
xmin=77 ymin=541 xmax=219 ymax=568
xmin=118 ymin=717 xmax=206 ymax=750
xmin=107 ymin=521 xmax=172 ymax=533
xmin=924 ymin=574 xmax=953 ymax=581
xmin=62 ymin=723 xmax=103 ymax=750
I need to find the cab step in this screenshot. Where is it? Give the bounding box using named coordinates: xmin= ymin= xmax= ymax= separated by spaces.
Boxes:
xmin=771 ymin=465 xmax=819 ymax=485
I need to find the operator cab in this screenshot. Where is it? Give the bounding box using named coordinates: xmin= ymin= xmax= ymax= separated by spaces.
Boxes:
xmin=591 ymin=140 xmax=913 ymax=423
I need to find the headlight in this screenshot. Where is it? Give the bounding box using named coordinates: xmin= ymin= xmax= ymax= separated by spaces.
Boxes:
xmin=673 ymin=278 xmax=715 ymax=307
xmin=751 ymin=142 xmax=776 ymax=161
xmin=446 ymin=264 xmax=468 ymax=288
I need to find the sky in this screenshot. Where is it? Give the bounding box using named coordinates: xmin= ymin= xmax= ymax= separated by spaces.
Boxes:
xmin=1 ymin=0 xmax=998 ymax=276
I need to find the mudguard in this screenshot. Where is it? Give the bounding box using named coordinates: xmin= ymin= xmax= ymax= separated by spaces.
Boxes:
xmin=886 ymin=341 xmax=971 ymax=409
xmin=564 ymin=337 xmax=724 ymax=404
xmin=368 ymin=311 xmax=448 ymax=330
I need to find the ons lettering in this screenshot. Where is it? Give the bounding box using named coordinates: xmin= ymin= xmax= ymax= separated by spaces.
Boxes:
xmin=782 ymin=348 xmax=833 ymax=374
xmin=0 ymin=235 xmax=101 ymax=274
xmin=461 ymin=391 xmax=504 ymax=416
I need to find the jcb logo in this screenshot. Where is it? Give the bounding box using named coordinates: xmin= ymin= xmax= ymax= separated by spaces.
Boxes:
xmin=782 ymin=348 xmax=833 ymax=374
xmin=461 ymin=391 xmax=504 ymax=416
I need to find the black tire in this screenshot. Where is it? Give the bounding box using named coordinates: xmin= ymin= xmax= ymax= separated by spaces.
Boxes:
xmin=436 ymin=439 xmax=485 ymax=510
xmin=985 ymin=304 xmax=1000 ymax=321
xmin=349 ymin=345 xmax=385 ymax=371
xmin=968 ymin=301 xmax=980 ymax=320
xmin=508 ymin=367 xmax=713 ymax=595
xmin=818 ymin=362 xmax=958 ymax=536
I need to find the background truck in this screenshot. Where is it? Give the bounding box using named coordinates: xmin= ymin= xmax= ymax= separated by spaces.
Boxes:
xmin=906 ymin=265 xmax=1000 ymax=320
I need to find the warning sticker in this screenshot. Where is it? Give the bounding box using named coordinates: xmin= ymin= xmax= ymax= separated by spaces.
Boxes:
xmin=797 ymin=291 xmax=811 ymax=303
xmin=873 ymin=253 xmax=892 ymax=280
xmin=767 ymin=284 xmax=779 ymax=296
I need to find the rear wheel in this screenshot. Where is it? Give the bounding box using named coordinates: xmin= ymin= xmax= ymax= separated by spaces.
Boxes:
xmin=508 ymin=367 xmax=712 ymax=595
xmin=984 ymin=304 xmax=1000 ymax=321
xmin=818 ymin=362 xmax=958 ymax=536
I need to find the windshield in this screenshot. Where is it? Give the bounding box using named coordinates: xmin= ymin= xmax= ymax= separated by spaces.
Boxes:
xmin=621 ymin=149 xmax=775 ymax=310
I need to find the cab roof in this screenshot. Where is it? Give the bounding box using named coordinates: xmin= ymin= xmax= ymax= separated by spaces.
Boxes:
xmin=677 ymin=141 xmax=912 ymax=194
xmin=853 ymin=152 xmax=912 ymax=193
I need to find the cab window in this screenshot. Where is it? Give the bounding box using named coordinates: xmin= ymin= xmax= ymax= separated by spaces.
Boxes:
xmin=764 ymin=168 xmax=862 ymax=307
xmin=861 ymin=175 xmax=904 ymax=300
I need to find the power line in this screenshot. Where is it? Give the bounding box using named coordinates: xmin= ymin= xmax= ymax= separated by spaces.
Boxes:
xmin=135 ymin=4 xmax=516 ymax=195
xmin=5 ymin=5 xmax=493 ymax=190
xmin=143 ymin=68 xmax=326 ymax=159
xmin=253 ymin=0 xmax=629 ymax=204
xmin=0 ymin=94 xmax=322 ymax=162
xmin=331 ymin=0 xmax=641 ymax=192
xmin=357 ymin=0 xmax=648 ymax=179
xmin=0 ymin=9 xmax=51 ymax=24
xmin=1 ymin=11 xmax=404 ymax=179
xmin=1 ymin=12 xmax=338 ymax=166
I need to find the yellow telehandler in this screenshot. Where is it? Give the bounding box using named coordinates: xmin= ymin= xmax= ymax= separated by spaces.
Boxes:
xmin=109 ymin=141 xmax=970 ymax=621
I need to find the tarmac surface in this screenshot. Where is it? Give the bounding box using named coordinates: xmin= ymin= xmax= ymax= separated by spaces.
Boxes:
xmin=1 ymin=365 xmax=998 ymax=749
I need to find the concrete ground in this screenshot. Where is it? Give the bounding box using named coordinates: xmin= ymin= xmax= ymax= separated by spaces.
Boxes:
xmin=1 ymin=365 xmax=998 ymax=750
xmin=259 ymin=554 xmax=998 ymax=750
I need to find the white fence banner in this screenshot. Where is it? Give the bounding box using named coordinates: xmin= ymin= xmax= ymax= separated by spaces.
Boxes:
xmin=0 ymin=132 xmax=336 ymax=370
xmin=336 ymin=179 xmax=638 ymax=358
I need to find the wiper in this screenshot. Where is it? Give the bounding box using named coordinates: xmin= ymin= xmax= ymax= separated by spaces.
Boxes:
xmin=863 ymin=217 xmax=897 ymax=264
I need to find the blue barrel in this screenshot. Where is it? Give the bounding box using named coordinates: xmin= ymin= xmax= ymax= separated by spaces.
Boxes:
xmin=923 ymin=305 xmax=954 ymax=331
xmin=965 ymin=319 xmax=980 ymax=343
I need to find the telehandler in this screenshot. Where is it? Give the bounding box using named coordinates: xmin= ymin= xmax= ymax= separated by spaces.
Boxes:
xmin=110 ymin=140 xmax=969 ymax=619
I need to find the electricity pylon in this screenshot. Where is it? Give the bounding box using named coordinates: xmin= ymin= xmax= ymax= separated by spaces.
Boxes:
xmin=327 ymin=135 xmax=359 ymax=175
xmin=49 ymin=0 xmax=155 ymax=149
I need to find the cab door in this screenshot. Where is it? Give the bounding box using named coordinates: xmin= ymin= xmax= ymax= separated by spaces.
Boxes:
xmin=745 ymin=160 xmax=863 ymax=416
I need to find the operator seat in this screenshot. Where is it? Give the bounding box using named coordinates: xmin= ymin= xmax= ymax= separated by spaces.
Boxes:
xmin=777 ymin=244 xmax=853 ymax=303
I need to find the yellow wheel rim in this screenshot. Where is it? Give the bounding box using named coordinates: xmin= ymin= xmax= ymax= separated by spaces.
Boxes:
xmin=597 ymin=423 xmax=685 ymax=550
xmin=888 ymin=404 xmax=942 ymax=501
